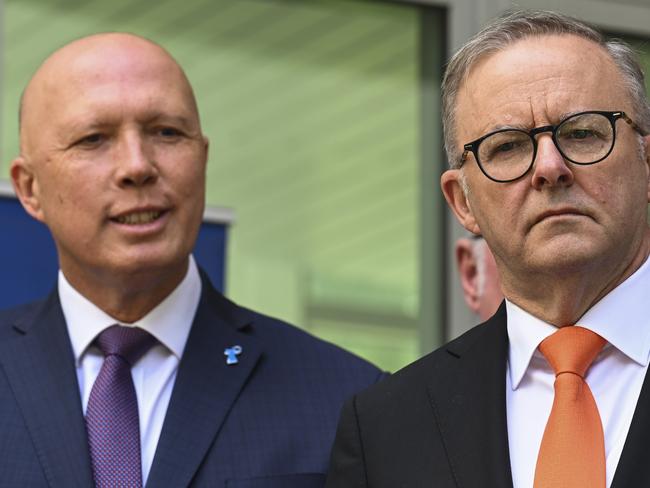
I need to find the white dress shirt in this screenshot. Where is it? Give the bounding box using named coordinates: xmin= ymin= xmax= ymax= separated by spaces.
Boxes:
xmin=506 ymin=256 xmax=650 ymax=488
xmin=59 ymin=256 xmax=201 ymax=485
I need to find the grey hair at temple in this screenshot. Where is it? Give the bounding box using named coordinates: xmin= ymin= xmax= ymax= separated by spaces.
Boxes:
xmin=441 ymin=9 xmax=650 ymax=169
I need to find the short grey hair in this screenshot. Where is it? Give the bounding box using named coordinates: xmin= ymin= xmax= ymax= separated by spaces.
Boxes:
xmin=441 ymin=9 xmax=650 ymax=168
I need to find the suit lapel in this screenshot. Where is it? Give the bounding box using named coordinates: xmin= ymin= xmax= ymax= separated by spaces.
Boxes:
xmin=0 ymin=291 xmax=94 ymax=488
xmin=611 ymin=364 xmax=650 ymax=487
xmin=427 ymin=304 xmax=513 ymax=488
xmin=146 ymin=281 xmax=262 ymax=488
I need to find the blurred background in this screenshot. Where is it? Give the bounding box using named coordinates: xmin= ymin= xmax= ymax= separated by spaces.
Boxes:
xmin=1 ymin=0 xmax=648 ymax=371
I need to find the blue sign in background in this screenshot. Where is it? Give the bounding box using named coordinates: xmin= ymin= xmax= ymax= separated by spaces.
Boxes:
xmin=0 ymin=195 xmax=229 ymax=310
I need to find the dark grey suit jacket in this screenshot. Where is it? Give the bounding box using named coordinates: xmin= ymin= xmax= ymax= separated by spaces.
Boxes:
xmin=325 ymin=303 xmax=650 ymax=487
xmin=0 ymin=274 xmax=384 ymax=487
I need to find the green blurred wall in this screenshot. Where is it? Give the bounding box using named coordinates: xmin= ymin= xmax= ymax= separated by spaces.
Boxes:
xmin=2 ymin=0 xmax=428 ymax=371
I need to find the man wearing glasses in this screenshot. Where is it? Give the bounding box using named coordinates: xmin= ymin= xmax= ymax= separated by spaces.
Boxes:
xmin=326 ymin=9 xmax=650 ymax=488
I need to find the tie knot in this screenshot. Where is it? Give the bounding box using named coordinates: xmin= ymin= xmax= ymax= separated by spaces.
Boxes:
xmin=95 ymin=325 xmax=156 ymax=366
xmin=539 ymin=326 xmax=606 ymax=378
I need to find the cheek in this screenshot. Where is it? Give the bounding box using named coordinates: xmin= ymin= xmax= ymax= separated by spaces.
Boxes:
xmin=37 ymin=176 xmax=74 ymax=219
xmin=166 ymin=164 xmax=206 ymax=229
xmin=53 ymin=181 xmax=95 ymax=212
xmin=589 ymin=180 xmax=609 ymax=206
xmin=472 ymin=190 xmax=521 ymax=233
xmin=588 ymin=168 xmax=645 ymax=224
xmin=177 ymin=167 xmax=205 ymax=202
xmin=38 ymin=168 xmax=106 ymax=233
xmin=166 ymin=146 xmax=206 ymax=191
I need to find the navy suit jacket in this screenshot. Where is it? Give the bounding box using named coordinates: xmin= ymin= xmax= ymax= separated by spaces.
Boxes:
xmin=0 ymin=274 xmax=384 ymax=487
xmin=326 ymin=303 xmax=650 ymax=488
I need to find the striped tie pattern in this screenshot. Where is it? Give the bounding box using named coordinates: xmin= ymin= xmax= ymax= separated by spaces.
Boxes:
xmin=86 ymin=325 xmax=156 ymax=488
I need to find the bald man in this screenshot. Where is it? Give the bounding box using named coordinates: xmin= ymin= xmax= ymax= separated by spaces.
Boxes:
xmin=1 ymin=33 xmax=383 ymax=487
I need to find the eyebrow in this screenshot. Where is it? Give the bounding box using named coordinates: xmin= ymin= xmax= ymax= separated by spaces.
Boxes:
xmin=63 ymin=112 xmax=197 ymax=134
xmin=142 ymin=113 xmax=195 ymax=126
xmin=555 ymin=110 xmax=584 ymax=121
xmin=484 ymin=110 xmax=591 ymax=133
xmin=489 ymin=123 xmax=530 ymax=131
xmin=63 ymin=120 xmax=111 ymax=136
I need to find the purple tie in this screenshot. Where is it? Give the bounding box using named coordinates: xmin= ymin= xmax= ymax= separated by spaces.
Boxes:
xmin=86 ymin=325 xmax=156 ymax=488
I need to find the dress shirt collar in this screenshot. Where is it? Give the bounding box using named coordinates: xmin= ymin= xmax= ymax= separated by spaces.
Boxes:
xmin=60 ymin=256 xmax=202 ymax=366
xmin=507 ymin=255 xmax=650 ymax=389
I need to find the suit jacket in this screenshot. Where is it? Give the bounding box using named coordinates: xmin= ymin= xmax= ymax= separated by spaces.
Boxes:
xmin=325 ymin=303 xmax=650 ymax=488
xmin=0 ymin=274 xmax=384 ymax=487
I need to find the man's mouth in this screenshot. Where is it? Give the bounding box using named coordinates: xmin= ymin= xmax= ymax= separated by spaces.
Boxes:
xmin=535 ymin=208 xmax=585 ymax=224
xmin=113 ymin=210 xmax=163 ymax=225
xmin=527 ymin=206 xmax=593 ymax=231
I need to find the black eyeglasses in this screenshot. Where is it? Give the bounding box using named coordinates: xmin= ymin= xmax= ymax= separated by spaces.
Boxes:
xmin=459 ymin=111 xmax=646 ymax=183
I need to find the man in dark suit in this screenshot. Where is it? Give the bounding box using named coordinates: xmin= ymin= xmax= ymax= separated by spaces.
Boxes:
xmin=3 ymin=32 xmax=383 ymax=487
xmin=327 ymin=10 xmax=650 ymax=488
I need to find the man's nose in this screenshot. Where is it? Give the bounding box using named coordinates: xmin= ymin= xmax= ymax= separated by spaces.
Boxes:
xmin=530 ymin=134 xmax=574 ymax=190
xmin=115 ymin=133 xmax=159 ymax=187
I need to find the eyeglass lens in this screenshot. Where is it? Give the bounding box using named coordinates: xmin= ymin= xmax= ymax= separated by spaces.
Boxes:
xmin=477 ymin=112 xmax=615 ymax=181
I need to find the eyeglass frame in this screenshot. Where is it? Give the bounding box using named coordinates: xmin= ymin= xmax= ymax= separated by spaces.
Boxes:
xmin=459 ymin=110 xmax=646 ymax=183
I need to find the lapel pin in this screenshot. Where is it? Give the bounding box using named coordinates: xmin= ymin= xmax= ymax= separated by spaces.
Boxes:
xmin=224 ymin=345 xmax=243 ymax=365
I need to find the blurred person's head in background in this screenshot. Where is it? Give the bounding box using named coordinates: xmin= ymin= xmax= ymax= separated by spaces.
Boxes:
xmin=455 ymin=234 xmax=503 ymax=321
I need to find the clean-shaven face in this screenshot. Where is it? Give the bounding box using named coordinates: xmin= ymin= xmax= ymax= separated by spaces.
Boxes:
xmin=17 ymin=34 xmax=208 ymax=288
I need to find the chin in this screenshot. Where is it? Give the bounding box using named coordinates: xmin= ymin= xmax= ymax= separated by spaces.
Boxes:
xmin=533 ymin=245 xmax=605 ymax=274
xmin=525 ymin=229 xmax=590 ymax=258
xmin=108 ymin=251 xmax=189 ymax=276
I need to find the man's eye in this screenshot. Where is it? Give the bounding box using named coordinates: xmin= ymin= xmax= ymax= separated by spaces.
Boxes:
xmin=487 ymin=140 xmax=524 ymax=158
xmin=495 ymin=141 xmax=517 ymax=153
xmin=74 ymin=133 xmax=104 ymax=147
xmin=567 ymin=129 xmax=596 ymax=140
xmin=158 ymin=127 xmax=183 ymax=138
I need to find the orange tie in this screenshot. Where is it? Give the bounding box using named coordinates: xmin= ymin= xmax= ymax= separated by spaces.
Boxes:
xmin=533 ymin=326 xmax=607 ymax=488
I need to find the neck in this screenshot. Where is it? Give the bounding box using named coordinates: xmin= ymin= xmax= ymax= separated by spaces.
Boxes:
xmin=501 ymin=230 xmax=650 ymax=326
xmin=61 ymin=260 xmax=189 ymax=323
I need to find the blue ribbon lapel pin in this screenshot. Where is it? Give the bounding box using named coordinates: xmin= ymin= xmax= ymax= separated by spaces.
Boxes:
xmin=224 ymin=345 xmax=243 ymax=365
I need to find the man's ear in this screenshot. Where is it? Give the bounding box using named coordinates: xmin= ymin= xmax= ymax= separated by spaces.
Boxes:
xmin=643 ymin=135 xmax=650 ymax=205
xmin=11 ymin=156 xmax=45 ymax=222
xmin=455 ymin=238 xmax=481 ymax=314
xmin=441 ymin=169 xmax=481 ymax=234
